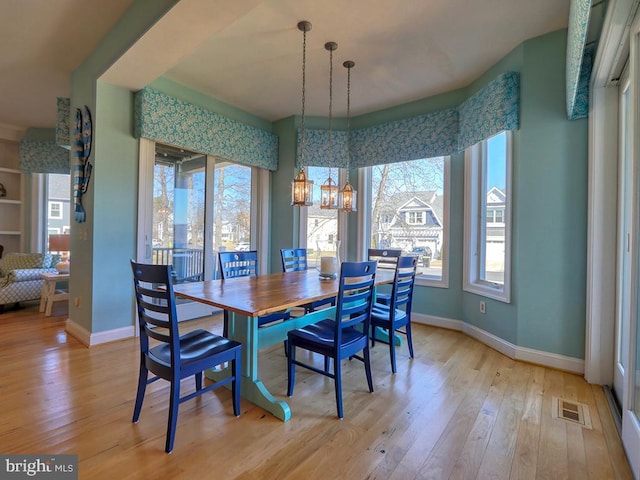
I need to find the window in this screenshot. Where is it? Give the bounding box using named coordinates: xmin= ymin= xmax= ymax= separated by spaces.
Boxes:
xmin=46 ymin=174 xmax=71 ymax=241
xmin=407 ymin=211 xmax=424 ymax=225
xmin=303 ymin=166 xmax=341 ymax=268
xmin=49 ymin=202 xmax=62 ymax=219
xmin=464 ymin=131 xmax=512 ymax=302
xmin=366 ymin=156 xmax=450 ymax=285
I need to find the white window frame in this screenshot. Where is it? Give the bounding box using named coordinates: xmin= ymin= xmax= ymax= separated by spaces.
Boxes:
xmin=49 ymin=201 xmax=63 ymax=219
xmin=463 ymin=130 xmax=512 ymax=302
xmin=360 ymin=156 xmax=450 ymax=289
xmin=407 ymin=211 xmax=424 ymax=225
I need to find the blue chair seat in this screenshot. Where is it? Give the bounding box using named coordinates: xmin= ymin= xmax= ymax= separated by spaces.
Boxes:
xmin=149 ymin=330 xmax=240 ymax=369
xmin=372 ymin=306 xmax=408 ymax=325
xmin=288 ymin=319 xmax=368 ymax=355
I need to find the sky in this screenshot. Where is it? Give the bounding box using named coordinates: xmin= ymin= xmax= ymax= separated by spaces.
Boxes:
xmin=487 ymin=131 xmax=507 ymax=190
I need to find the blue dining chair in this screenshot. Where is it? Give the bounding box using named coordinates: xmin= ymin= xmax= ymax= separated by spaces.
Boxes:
xmin=130 ymin=261 xmax=242 ymax=453
xmin=367 ymin=248 xmax=402 ymax=306
xmin=371 ymin=255 xmax=418 ymax=373
xmin=280 ymin=248 xmax=336 ymax=313
xmin=287 ymin=261 xmax=377 ymax=418
xmin=218 ymin=251 xmax=291 ymax=336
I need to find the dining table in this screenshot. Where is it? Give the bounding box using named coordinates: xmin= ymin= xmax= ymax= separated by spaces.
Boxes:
xmin=172 ymin=267 xmax=396 ymax=422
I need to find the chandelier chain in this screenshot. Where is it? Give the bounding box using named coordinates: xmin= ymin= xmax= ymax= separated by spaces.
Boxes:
xmin=345 ymin=63 xmax=351 ymax=182
xmin=300 ymin=27 xmax=307 ymax=168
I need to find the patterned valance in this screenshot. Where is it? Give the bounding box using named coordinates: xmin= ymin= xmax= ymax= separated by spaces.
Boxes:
xmin=56 ymin=97 xmax=70 ymax=149
xmin=297 ymin=130 xmax=348 ymax=168
xmin=566 ymin=0 xmax=592 ymax=120
xmin=134 ymin=88 xmax=278 ymax=171
xmin=297 ymin=72 xmax=519 ymax=169
xmin=350 ymin=108 xmax=459 ymax=168
xmin=19 ymin=140 xmax=70 ymax=174
xmin=457 ymin=71 xmax=520 ymax=149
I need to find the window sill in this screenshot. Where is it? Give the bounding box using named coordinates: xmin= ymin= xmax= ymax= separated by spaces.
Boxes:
xmin=463 ymin=281 xmax=510 ymax=303
xmin=415 ymin=275 xmax=448 ymax=289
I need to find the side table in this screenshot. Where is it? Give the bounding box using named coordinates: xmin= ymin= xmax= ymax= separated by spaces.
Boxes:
xmin=39 ymin=272 xmax=70 ymax=316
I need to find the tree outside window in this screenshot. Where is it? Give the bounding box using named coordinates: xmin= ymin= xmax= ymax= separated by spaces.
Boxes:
xmin=370 ymin=156 xmax=448 ymax=281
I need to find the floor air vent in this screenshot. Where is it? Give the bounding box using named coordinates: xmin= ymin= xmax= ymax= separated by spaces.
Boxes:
xmin=552 ymin=397 xmax=593 ymax=429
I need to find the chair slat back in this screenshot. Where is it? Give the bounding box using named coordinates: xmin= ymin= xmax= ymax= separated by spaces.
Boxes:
xmin=218 ymin=251 xmax=258 ymax=279
xmin=131 ymin=261 xmax=179 ymax=355
xmin=391 ymin=256 xmax=418 ymax=311
xmin=335 ymin=261 xmax=377 ymax=334
xmin=281 ymin=248 xmax=308 ymax=272
xmin=367 ymin=248 xmax=402 ymax=271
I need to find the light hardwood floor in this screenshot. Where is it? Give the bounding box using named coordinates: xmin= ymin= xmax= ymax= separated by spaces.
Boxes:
xmin=0 ymin=302 xmax=632 ymax=480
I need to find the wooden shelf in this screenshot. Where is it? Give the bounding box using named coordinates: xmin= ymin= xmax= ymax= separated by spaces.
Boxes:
xmin=0 ymin=138 xmax=23 ymax=251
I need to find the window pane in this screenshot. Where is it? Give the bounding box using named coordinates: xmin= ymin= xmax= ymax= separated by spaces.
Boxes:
xmin=370 ymin=157 xmax=445 ymax=277
xmin=482 ymin=132 xmax=507 ymax=284
xmin=47 ymin=174 xmax=70 ymax=235
xmin=152 ymin=147 xmax=206 ymax=285
xmin=212 ymin=162 xmax=252 ymax=275
xmin=306 ymin=166 xmax=338 ymax=268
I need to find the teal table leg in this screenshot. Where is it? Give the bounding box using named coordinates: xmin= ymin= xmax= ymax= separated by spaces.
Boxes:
xmin=205 ymin=308 xmax=332 ymax=421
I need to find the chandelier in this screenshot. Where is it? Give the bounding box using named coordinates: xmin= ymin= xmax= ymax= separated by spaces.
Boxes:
xmin=338 ymin=60 xmax=357 ymax=212
xmin=291 ymin=20 xmax=314 ymax=207
xmin=320 ymin=41 xmax=339 ymax=209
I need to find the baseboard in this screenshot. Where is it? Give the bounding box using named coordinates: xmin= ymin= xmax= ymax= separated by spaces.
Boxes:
xmin=65 ymin=319 xmax=134 ymax=347
xmin=413 ymin=313 xmax=585 ymax=375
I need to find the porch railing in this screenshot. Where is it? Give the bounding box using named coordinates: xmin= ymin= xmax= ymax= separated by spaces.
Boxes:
xmin=152 ymin=247 xmax=204 ymax=283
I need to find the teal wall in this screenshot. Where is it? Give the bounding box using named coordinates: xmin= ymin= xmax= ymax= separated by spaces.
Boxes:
xmin=68 ymin=0 xmax=180 ymax=335
xmin=461 ymin=30 xmax=587 ymax=357
xmin=516 ymin=31 xmax=587 ymax=358
xmin=271 ymin=117 xmax=299 ymax=273
xmin=91 ymin=82 xmax=139 ymax=333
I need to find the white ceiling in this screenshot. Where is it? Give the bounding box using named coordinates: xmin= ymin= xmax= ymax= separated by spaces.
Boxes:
xmin=0 ymin=0 xmax=570 ymax=133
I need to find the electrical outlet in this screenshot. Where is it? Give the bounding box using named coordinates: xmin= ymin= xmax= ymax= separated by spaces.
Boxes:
xmin=74 ymin=297 xmax=81 ymax=308
xmin=480 ymin=301 xmax=486 ymax=314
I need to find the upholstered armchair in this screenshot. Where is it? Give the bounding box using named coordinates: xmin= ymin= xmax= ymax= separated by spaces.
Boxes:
xmin=0 ymin=252 xmax=57 ymax=313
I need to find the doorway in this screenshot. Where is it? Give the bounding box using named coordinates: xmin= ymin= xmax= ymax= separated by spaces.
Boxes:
xmin=136 ymin=139 xmax=255 ymax=320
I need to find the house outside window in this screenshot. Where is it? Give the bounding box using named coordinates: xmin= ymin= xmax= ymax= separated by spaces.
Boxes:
xmin=367 ymin=156 xmax=450 ymax=286
xmin=463 ymin=130 xmax=512 ymax=302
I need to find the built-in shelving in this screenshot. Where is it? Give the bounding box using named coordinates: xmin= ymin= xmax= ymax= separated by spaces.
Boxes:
xmin=0 ymin=140 xmax=23 ymax=253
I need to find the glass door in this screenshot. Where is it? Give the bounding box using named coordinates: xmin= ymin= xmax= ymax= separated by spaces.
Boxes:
xmin=614 ymin=76 xmax=631 ymax=414
xmin=150 ymin=144 xmax=211 ymax=319
xmin=137 ymin=140 xmax=255 ymax=320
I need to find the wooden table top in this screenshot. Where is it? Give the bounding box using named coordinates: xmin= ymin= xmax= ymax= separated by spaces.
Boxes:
xmin=173 ymin=268 xmax=395 ymax=318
